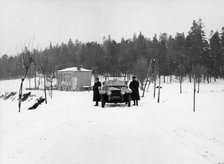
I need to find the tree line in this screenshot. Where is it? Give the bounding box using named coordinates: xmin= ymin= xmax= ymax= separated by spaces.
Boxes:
xmin=1 ymin=19 xmax=224 ymax=83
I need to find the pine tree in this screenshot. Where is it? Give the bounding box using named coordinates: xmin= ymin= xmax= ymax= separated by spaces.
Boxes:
xmin=158 ymin=33 xmax=168 ymax=82
xmin=173 ymin=33 xmax=187 ymax=93
xmin=209 ymin=31 xmax=221 ymax=79
xmin=186 ymin=19 xmax=208 ymax=112
xmin=186 ymin=19 xmax=207 ymax=67
xmin=220 ymin=27 xmax=224 ymax=77
xmin=167 ymin=35 xmax=176 ymax=82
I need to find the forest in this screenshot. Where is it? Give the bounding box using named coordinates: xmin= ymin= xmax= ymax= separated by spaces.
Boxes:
xmin=0 ymin=19 xmax=224 ymax=84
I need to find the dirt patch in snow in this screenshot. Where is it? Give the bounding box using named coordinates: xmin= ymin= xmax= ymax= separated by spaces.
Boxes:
xmin=0 ymin=91 xmax=45 ymax=110
xmin=21 ymin=92 xmax=31 ymax=101
xmin=0 ymin=91 xmax=37 ymax=101
xmin=0 ymin=91 xmax=17 ymax=100
xmin=28 ymin=97 xmax=45 ymax=110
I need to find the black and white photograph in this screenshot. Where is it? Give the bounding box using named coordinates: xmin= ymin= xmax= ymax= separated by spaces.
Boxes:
xmin=0 ymin=0 xmax=224 ymax=163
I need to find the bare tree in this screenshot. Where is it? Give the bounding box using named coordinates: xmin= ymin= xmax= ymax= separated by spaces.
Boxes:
xmin=18 ymin=47 xmax=33 ymax=112
xmin=33 ymin=52 xmax=49 ymax=104
xmin=132 ymin=58 xmax=148 ymax=90
xmin=46 ymin=63 xmax=56 ymax=98
xmin=192 ymin=64 xmax=206 ymax=112
xmin=174 ymin=64 xmax=187 ymax=94
xmin=193 ymin=71 xmax=196 ymax=112
xmin=194 ymin=65 xmax=207 ymax=94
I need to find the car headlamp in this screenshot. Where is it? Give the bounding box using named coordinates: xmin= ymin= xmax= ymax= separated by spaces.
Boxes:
xmin=121 ymin=90 xmax=125 ymax=95
xmin=107 ymin=90 xmax=112 ymax=96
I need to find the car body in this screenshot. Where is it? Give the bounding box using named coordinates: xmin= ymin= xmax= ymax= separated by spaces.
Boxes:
xmin=99 ymin=79 xmax=132 ymax=107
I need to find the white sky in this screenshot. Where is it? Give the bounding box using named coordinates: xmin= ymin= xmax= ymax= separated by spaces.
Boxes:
xmin=0 ymin=0 xmax=224 ymax=56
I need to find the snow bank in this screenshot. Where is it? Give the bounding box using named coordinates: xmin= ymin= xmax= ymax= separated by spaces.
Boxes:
xmin=0 ymin=78 xmax=224 ymax=164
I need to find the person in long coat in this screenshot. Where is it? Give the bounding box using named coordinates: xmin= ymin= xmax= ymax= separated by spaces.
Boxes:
xmin=93 ymin=77 xmax=101 ymax=106
xmin=129 ymin=76 xmax=140 ymax=106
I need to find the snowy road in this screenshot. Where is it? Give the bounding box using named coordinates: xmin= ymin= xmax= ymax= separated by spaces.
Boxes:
xmin=1 ymin=80 xmax=224 ymax=164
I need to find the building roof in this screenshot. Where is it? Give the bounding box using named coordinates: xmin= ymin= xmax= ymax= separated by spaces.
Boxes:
xmin=57 ymin=67 xmax=92 ymax=72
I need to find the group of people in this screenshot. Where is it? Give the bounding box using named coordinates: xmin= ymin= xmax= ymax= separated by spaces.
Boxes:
xmin=93 ymin=76 xmax=140 ymax=106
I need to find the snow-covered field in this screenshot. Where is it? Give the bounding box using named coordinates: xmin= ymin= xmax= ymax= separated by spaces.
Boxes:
xmin=0 ymin=78 xmax=224 ymax=164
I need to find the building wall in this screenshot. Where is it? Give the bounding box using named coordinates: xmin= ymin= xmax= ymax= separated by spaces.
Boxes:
xmin=57 ymin=71 xmax=92 ymax=91
xmin=75 ymin=71 xmax=92 ymax=90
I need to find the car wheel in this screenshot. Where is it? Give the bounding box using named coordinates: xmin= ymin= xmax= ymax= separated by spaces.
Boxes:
xmin=127 ymin=94 xmax=131 ymax=107
xmin=101 ymin=96 xmax=105 ymax=108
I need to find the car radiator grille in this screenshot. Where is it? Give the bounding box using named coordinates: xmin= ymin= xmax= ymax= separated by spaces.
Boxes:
xmin=111 ymin=90 xmax=121 ymax=96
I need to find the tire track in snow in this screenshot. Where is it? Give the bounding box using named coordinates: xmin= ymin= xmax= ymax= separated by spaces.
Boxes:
xmin=145 ymin=108 xmax=223 ymax=164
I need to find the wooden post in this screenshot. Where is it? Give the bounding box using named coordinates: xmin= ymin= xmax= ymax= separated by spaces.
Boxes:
xmin=180 ymin=78 xmax=182 ymax=94
xmin=153 ymin=61 xmax=157 ymax=98
xmin=142 ymin=59 xmax=152 ymax=97
xmin=197 ymin=78 xmax=200 ymax=94
xmin=44 ymin=75 xmax=47 ymax=104
xmin=170 ymin=75 xmax=172 ymax=83
xmin=157 ymin=63 xmax=161 ymax=103
xmin=193 ymin=76 xmax=196 ymax=112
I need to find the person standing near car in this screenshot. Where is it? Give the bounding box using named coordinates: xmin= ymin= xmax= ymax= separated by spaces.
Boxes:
xmin=93 ymin=77 xmax=101 ymax=106
xmin=129 ymin=76 xmax=140 ymax=106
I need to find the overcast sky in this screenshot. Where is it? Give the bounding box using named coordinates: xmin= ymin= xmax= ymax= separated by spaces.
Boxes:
xmin=0 ymin=0 xmax=224 ymax=56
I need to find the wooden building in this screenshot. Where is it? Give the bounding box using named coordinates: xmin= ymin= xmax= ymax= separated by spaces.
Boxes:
xmin=56 ymin=66 xmax=92 ymax=91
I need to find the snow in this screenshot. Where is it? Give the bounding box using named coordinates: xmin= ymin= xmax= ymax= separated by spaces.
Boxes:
xmin=57 ymin=67 xmax=92 ymax=72
xmin=0 ymin=78 xmax=224 ymax=164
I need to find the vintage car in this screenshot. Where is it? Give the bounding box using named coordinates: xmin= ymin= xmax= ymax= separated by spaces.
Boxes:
xmin=99 ymin=79 xmax=132 ymax=108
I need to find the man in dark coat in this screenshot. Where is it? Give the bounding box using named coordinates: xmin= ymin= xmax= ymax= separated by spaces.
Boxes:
xmin=129 ymin=76 xmax=140 ymax=106
xmin=93 ymin=77 xmax=101 ymax=106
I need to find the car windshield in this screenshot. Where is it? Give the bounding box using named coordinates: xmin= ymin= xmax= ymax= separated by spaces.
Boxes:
xmin=104 ymin=80 xmax=126 ymax=86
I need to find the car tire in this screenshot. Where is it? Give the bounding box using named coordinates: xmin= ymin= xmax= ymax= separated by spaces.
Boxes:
xmin=127 ymin=94 xmax=131 ymax=107
xmin=101 ymin=96 xmax=105 ymax=108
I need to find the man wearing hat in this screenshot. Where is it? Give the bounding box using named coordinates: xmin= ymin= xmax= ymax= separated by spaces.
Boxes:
xmin=129 ymin=76 xmax=140 ymax=106
xmin=93 ymin=77 xmax=101 ymax=106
